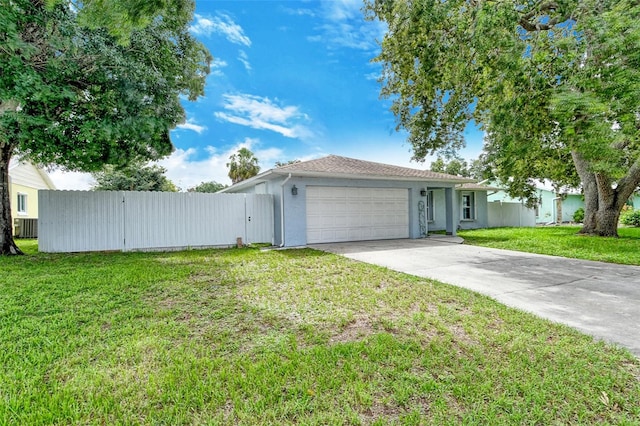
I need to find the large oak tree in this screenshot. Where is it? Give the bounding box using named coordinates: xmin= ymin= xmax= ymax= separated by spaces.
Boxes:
xmin=367 ymin=0 xmax=640 ymax=236
xmin=0 ymin=0 xmax=211 ymax=254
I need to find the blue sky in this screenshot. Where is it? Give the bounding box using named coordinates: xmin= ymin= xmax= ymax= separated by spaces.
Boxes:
xmin=51 ymin=0 xmax=485 ymax=190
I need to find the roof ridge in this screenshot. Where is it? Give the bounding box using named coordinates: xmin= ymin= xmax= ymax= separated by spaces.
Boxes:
xmin=271 ymin=154 xmax=472 ymax=182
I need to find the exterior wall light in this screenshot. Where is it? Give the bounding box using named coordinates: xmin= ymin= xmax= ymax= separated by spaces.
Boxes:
xmin=291 ymin=185 xmax=298 ymax=195
xmin=420 ymin=188 xmax=427 ymax=196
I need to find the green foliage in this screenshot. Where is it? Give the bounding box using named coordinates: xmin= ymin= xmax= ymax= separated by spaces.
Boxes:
xmin=429 ymin=157 xmax=446 ymax=173
xmin=2 ymin=241 xmax=639 ymax=423
xmin=429 ymin=155 xmax=484 ymax=178
xmin=1 ymin=0 xmax=210 ymax=169
xmin=0 ymin=0 xmax=211 ymax=254
xmin=187 ymin=181 xmax=227 ymax=193
xmin=459 ymin=227 xmax=640 ymax=265
xmin=274 ymin=159 xmax=301 ymax=168
xmin=227 ymin=148 xmax=260 ymax=184
xmin=74 ymin=0 xmax=196 ymax=45
xmin=91 ymin=161 xmax=178 ymax=191
xmin=573 ymin=208 xmax=585 ymax=224
xmin=620 ymin=210 xmax=640 ymax=227
xmin=366 ymin=0 xmax=640 ymax=236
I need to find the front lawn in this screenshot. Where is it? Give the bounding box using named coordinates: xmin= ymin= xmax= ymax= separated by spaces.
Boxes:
xmin=1 ymin=241 xmax=639 ymax=424
xmin=458 ymin=226 xmax=640 ymax=265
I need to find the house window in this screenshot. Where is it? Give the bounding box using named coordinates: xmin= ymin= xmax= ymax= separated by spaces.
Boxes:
xmin=461 ymin=192 xmax=475 ymax=220
xmin=17 ymin=193 xmax=27 ymax=215
xmin=426 ymin=190 xmax=434 ymax=221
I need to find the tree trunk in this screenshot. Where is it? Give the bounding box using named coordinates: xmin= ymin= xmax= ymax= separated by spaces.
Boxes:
xmin=573 ymin=150 xmax=640 ymax=237
xmin=572 ymin=151 xmax=598 ymax=234
xmin=0 ymin=143 xmax=24 ymax=255
xmin=594 ymin=205 xmax=621 ymax=237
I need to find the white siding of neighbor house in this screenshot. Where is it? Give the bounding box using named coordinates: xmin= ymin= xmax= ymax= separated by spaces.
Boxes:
xmin=38 ymin=191 xmax=273 ymax=253
xmin=9 ymin=162 xmax=54 ymax=189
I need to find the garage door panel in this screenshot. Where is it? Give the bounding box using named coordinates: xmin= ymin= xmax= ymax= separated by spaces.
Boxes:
xmin=307 ymin=186 xmax=409 ymax=244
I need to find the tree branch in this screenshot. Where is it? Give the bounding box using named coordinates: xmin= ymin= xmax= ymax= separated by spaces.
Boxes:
xmin=518 ymin=1 xmax=571 ymax=32
xmin=614 ymin=155 xmax=640 ymax=207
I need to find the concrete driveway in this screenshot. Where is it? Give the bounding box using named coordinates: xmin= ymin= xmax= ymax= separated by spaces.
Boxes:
xmin=310 ymin=237 xmax=640 ymax=357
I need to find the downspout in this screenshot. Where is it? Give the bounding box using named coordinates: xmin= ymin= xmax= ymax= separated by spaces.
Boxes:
xmin=279 ymin=173 xmax=292 ymax=247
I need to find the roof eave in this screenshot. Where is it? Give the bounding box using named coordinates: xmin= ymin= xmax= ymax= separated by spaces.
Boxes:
xmin=219 ymin=170 xmax=276 ymax=192
xmin=271 ymin=169 xmax=474 ymax=184
xmin=222 ymin=168 xmax=475 ymax=192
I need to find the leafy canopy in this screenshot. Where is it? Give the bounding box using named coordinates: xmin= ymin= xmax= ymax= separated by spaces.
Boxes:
xmin=429 ymin=156 xmax=481 ymax=178
xmin=366 ymin=0 xmax=640 ymax=235
xmin=91 ymin=161 xmax=178 ymax=192
xmin=187 ymin=181 xmax=227 ymax=193
xmin=0 ymin=0 xmax=211 ymax=254
xmin=1 ymin=0 xmax=211 ymax=171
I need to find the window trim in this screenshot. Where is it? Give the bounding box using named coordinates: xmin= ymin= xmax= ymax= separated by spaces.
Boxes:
xmin=425 ymin=190 xmax=434 ymax=222
xmin=17 ymin=193 xmax=28 ymax=215
xmin=461 ymin=191 xmax=475 ymax=221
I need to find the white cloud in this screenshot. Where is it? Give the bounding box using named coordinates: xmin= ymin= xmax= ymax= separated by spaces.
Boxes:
xmin=176 ymin=119 xmax=207 ymax=134
xmin=46 ymin=139 xmax=294 ymax=192
xmin=156 ymin=147 xmax=232 ymax=190
xmin=212 ymin=59 xmax=228 ymax=69
xmin=210 ymin=58 xmax=228 ymax=77
xmin=214 ymin=94 xmax=312 ymax=139
xmin=48 ymin=169 xmax=95 ymax=190
xmin=282 ymin=7 xmax=316 ymax=17
xmin=323 ymin=0 xmax=362 ymax=21
xmin=308 ymin=0 xmax=386 ymax=52
xmin=190 ymin=13 xmax=251 ymax=47
xmin=364 ymin=71 xmax=380 ymax=81
xmin=254 ymin=147 xmax=284 ymax=163
xmin=238 ymin=50 xmax=251 ymax=72
xmin=158 ymin=139 xmax=290 ymax=190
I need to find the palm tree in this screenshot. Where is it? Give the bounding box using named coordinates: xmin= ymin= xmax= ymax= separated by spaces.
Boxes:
xmin=227 ymin=148 xmax=260 ymax=184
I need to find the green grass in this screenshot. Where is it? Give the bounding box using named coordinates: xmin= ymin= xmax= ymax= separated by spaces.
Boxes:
xmin=458 ymin=226 xmax=640 ymax=265
xmin=1 ymin=241 xmax=639 ymax=425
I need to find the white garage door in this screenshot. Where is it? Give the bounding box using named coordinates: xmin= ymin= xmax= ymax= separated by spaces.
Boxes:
xmin=306 ymin=186 xmax=409 ymax=244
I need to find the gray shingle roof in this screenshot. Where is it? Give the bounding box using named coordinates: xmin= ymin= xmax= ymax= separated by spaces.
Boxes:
xmin=275 ymin=155 xmax=473 ymax=182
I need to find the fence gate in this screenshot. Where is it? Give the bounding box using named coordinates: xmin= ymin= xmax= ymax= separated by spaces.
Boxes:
xmin=246 ymin=194 xmax=274 ymax=245
xmin=488 ymin=201 xmax=536 ymax=228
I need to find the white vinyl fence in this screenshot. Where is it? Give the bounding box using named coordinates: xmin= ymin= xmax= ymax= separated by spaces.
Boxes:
xmin=488 ymin=201 xmax=536 ymax=228
xmin=38 ymin=191 xmax=274 ymax=253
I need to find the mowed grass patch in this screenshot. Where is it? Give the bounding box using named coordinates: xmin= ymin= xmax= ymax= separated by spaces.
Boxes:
xmin=459 ymin=226 xmax=640 ymax=265
xmin=1 ymin=242 xmax=639 ymax=424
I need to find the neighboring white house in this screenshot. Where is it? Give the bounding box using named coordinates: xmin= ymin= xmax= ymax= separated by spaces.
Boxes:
xmin=8 ymin=160 xmax=56 ymax=237
xmin=487 ymin=181 xmax=583 ymax=224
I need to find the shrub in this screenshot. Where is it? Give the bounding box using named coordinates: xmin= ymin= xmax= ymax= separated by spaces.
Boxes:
xmin=620 ymin=209 xmax=640 ymax=227
xmin=573 ymin=207 xmax=585 ymax=223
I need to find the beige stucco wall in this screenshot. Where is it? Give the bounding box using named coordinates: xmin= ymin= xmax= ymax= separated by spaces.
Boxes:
xmin=9 ymin=161 xmax=56 ymax=236
xmin=10 ymin=183 xmax=40 ymax=235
